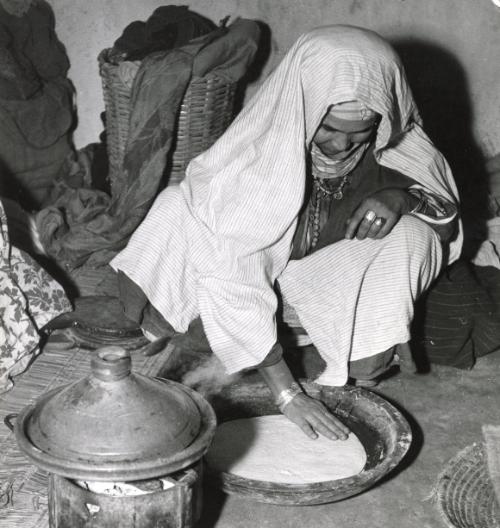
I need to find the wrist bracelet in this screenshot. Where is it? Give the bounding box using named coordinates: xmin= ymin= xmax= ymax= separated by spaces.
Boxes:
xmin=409 ymin=191 xmax=425 ymax=215
xmin=275 ymin=382 xmax=303 ymax=413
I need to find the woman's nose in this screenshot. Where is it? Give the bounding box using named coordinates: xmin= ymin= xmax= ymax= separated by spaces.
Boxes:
xmin=331 ymin=133 xmax=351 ymax=151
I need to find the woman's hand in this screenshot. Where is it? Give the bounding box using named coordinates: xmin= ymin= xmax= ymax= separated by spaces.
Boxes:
xmin=282 ymin=393 xmax=350 ymax=441
xmin=258 ymin=352 xmax=349 ymax=441
xmin=345 ymin=188 xmax=414 ymax=240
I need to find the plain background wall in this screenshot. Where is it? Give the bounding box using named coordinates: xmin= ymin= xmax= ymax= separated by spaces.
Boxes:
xmin=49 ymin=0 xmax=500 ymax=161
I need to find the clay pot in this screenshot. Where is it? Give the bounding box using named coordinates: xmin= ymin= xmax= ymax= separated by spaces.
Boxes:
xmin=12 ymin=346 xmax=216 ymax=481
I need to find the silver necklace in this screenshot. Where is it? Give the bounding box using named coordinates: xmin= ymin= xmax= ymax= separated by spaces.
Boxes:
xmin=314 ymin=174 xmax=350 ymax=200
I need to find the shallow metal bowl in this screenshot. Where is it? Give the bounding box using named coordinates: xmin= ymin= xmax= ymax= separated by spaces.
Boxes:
xmin=205 ymin=381 xmax=411 ymax=505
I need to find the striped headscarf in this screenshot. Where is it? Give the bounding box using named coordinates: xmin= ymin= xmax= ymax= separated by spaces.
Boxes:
xmin=328 ymin=100 xmax=378 ymax=121
xmin=184 ymin=24 xmax=461 ymax=266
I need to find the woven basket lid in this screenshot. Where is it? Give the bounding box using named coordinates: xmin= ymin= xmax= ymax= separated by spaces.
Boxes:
xmin=14 ymin=346 xmax=216 ymax=481
xmin=436 ymin=443 xmax=500 ymax=528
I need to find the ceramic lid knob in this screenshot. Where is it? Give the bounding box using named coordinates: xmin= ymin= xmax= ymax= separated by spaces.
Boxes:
xmin=91 ymin=346 xmax=132 ymax=381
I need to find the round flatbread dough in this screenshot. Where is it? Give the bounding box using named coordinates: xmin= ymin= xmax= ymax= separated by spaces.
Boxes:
xmin=206 ymin=414 xmax=366 ymax=484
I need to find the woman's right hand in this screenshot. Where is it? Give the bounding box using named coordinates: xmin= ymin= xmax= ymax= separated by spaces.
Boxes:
xmin=282 ymin=393 xmax=350 ymax=441
xmin=257 ymin=351 xmax=349 ymax=441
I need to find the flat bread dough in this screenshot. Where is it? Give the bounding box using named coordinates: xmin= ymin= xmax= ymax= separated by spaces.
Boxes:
xmin=206 ymin=414 xmax=366 ymax=484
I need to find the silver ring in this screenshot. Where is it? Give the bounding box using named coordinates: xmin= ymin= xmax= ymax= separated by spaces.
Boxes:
xmin=374 ymin=217 xmax=385 ymax=227
xmin=364 ymin=210 xmax=377 ymax=222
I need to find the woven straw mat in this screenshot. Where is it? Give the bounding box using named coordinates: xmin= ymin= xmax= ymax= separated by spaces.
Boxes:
xmin=0 ymin=340 xmax=169 ymax=527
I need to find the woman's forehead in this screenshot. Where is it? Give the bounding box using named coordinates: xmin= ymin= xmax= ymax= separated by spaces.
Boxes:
xmin=321 ymin=113 xmax=377 ymax=133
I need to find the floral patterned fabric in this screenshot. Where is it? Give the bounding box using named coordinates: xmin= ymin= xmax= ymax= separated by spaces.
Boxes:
xmin=0 ymin=201 xmax=71 ymax=393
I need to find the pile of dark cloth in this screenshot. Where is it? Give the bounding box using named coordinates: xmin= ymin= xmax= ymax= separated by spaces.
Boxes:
xmin=411 ymin=260 xmax=500 ymax=370
xmin=414 ymin=153 xmax=500 ymax=370
xmin=0 ymin=0 xmax=73 ymax=209
xmin=35 ymin=12 xmax=260 ymax=285
xmin=111 ymin=5 xmax=217 ymax=62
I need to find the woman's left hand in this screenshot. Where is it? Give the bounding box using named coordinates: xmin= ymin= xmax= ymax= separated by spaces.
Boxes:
xmin=345 ymin=188 xmax=412 ymax=240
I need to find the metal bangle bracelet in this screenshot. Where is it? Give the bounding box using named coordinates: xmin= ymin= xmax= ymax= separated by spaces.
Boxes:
xmin=409 ymin=193 xmax=425 ymax=214
xmin=275 ymin=382 xmax=303 ymax=413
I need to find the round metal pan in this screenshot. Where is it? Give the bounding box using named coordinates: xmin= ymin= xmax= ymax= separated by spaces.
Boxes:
xmin=205 ymin=381 xmax=411 ymax=505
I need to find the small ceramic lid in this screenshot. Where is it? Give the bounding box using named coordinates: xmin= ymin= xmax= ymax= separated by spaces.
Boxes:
xmin=14 ymin=346 xmax=216 ymax=480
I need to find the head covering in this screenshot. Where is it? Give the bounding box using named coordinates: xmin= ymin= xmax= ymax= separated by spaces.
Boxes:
xmin=328 ymin=100 xmax=378 ymax=122
xmin=184 ymin=24 xmax=461 ymax=263
xmin=114 ymin=25 xmax=463 ymax=376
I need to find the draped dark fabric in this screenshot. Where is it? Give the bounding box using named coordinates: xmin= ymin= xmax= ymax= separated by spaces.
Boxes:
xmin=35 ymin=20 xmax=260 ymax=271
xmin=411 ymin=261 xmax=500 ymax=369
xmin=113 ymin=5 xmax=217 ymax=61
xmin=0 ymin=0 xmax=73 ymax=208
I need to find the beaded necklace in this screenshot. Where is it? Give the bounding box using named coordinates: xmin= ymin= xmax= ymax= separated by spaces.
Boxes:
xmin=308 ymin=144 xmax=369 ymax=250
xmin=309 ymin=176 xmax=350 ymax=249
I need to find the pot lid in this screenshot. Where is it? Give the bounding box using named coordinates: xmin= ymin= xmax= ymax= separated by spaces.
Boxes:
xmin=14 ymin=346 xmax=216 ymax=481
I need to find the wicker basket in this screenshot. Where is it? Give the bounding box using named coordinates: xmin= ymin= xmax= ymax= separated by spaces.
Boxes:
xmin=98 ymin=49 xmax=237 ymax=188
xmin=436 ymin=443 xmax=500 ymax=528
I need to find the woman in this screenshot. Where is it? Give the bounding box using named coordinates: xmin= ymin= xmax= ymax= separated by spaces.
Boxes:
xmin=111 ymin=25 xmax=461 ymax=440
